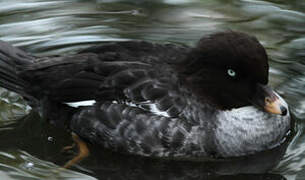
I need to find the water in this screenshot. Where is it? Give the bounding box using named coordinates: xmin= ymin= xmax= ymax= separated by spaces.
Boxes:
xmin=0 ymin=0 xmax=304 ymax=179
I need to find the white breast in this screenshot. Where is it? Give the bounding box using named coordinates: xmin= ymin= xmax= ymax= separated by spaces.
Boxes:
xmin=215 ymin=105 xmax=291 ymax=157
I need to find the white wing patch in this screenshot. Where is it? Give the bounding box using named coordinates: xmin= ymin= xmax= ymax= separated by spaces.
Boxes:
xmin=148 ymin=103 xmax=170 ymax=117
xmin=113 ymin=100 xmax=170 ymax=117
xmin=65 ymin=100 xmax=96 ymax=107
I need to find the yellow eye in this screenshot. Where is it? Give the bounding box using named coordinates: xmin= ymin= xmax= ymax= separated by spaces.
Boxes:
xmin=227 ymin=69 xmax=236 ymax=77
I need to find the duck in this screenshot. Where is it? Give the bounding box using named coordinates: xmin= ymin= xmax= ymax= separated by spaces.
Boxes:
xmin=0 ymin=31 xmax=291 ymax=166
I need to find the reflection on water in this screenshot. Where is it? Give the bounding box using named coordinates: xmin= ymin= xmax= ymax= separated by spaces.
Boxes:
xmin=0 ymin=0 xmax=304 ymax=179
xmin=0 ymin=150 xmax=96 ymax=180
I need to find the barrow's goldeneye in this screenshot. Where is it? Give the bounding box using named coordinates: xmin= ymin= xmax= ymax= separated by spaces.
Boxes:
xmin=0 ymin=31 xmax=290 ymax=160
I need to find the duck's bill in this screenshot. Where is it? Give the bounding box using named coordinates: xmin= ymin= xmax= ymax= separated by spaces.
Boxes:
xmin=252 ymin=84 xmax=288 ymax=116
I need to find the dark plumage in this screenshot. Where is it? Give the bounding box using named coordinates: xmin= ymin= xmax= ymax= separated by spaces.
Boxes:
xmin=0 ymin=31 xmax=290 ymax=159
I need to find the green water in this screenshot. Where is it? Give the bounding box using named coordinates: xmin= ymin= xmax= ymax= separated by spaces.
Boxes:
xmin=0 ymin=0 xmax=304 ymax=179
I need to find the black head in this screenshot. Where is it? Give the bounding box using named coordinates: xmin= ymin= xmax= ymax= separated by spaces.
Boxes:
xmin=180 ymin=31 xmax=284 ymax=112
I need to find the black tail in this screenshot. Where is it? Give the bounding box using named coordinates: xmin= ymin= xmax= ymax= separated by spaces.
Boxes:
xmin=0 ymin=41 xmax=34 ymax=98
